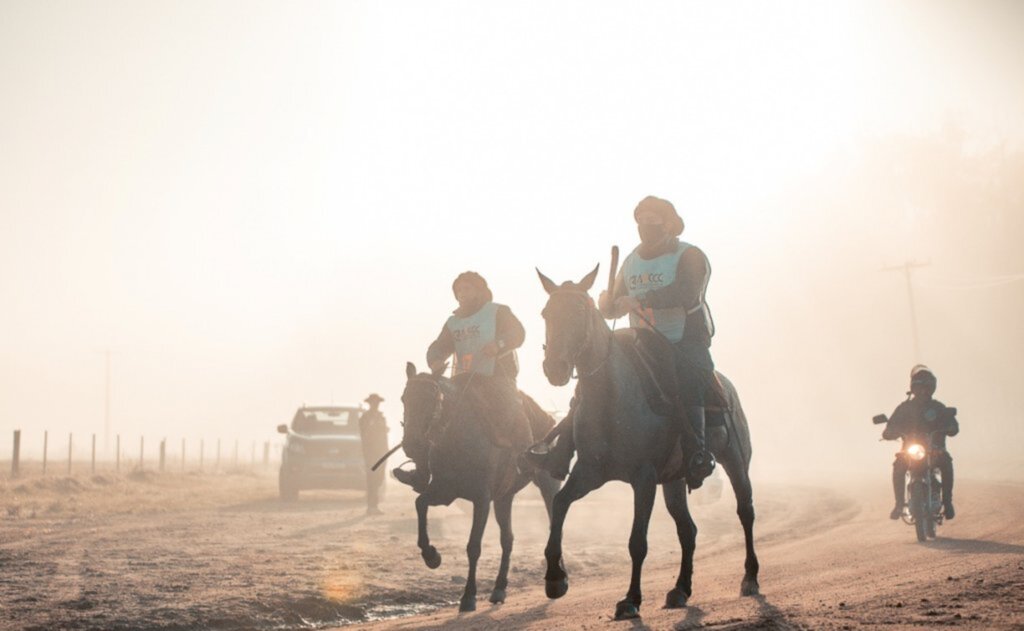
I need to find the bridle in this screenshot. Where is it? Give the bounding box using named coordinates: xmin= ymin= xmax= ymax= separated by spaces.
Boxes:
xmin=542 ymin=288 xmax=609 ymax=380
xmin=404 ymin=375 xmax=444 ymax=438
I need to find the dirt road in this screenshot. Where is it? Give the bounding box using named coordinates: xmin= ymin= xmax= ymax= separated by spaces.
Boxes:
xmin=1 ymin=469 xmax=1022 ymax=630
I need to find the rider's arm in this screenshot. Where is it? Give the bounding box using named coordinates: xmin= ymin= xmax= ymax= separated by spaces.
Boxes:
xmin=638 ymin=247 xmax=707 ymax=311
xmin=426 ymin=325 xmax=454 ymax=371
xmin=495 ymin=305 xmax=526 ymax=352
xmin=882 ymin=403 xmax=909 ymax=440
xmin=943 ymin=405 xmax=960 ymax=437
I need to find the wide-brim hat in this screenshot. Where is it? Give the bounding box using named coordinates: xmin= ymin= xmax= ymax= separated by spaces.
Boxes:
xmin=364 ymin=393 xmax=384 ymax=404
xmin=633 ymin=196 xmax=684 ymax=236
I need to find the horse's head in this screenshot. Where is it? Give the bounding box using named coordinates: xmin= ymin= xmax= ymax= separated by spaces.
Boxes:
xmin=400 ymin=361 xmax=448 ymax=461
xmin=537 ymin=265 xmax=600 ymax=387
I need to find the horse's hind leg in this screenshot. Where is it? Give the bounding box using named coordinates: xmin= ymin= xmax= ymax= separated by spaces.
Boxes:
xmin=615 ymin=465 xmax=658 ymax=620
xmin=490 ymin=493 xmax=514 ymax=604
xmin=415 ymin=493 xmax=442 ymax=569
xmin=460 ymin=496 xmax=491 ymax=612
xmin=545 ymin=463 xmax=601 ymax=600
xmin=662 ymin=478 xmax=696 ymax=608
xmin=721 ymin=457 xmax=759 ymax=596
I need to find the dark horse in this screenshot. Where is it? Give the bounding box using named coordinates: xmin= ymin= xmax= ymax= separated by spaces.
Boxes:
xmin=536 ymin=266 xmax=759 ymax=620
xmin=400 ymin=362 xmax=562 ymax=612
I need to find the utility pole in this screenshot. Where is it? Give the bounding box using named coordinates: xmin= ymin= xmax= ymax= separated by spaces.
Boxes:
xmin=882 ymin=260 xmax=930 ymax=363
xmin=104 ymin=349 xmax=111 ymax=456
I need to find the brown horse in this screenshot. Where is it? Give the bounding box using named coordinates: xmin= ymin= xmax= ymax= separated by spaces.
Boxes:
xmin=536 ymin=266 xmax=759 ymax=620
xmin=400 ymin=362 xmax=561 ymax=612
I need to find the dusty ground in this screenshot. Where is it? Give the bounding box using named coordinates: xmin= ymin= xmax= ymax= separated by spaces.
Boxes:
xmin=1 ymin=465 xmax=1022 ymax=630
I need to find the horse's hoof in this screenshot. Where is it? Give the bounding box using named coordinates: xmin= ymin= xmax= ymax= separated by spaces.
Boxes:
xmin=545 ymin=577 xmax=568 ymax=599
xmin=421 ymin=546 xmax=442 ymax=569
xmin=664 ymin=587 xmax=690 ymax=609
xmin=459 ymin=595 xmax=476 ymax=612
xmin=489 ymin=588 xmax=506 ymax=604
xmin=614 ymin=600 xmax=640 ymax=620
xmin=740 ymin=579 xmax=760 ymax=597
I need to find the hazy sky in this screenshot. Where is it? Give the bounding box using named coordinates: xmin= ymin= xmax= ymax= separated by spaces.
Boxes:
xmin=2 ymin=1 xmax=1022 ymax=474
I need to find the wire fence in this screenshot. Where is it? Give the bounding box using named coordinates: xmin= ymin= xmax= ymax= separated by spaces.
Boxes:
xmin=5 ymin=429 xmax=283 ymax=479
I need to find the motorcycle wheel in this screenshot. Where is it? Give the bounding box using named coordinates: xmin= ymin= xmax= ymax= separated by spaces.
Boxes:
xmin=926 ymin=519 xmax=937 ymax=539
xmin=910 ymin=490 xmax=928 ymax=543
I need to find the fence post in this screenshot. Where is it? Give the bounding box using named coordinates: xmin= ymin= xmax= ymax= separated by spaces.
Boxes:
xmin=43 ymin=430 xmax=48 ymax=475
xmin=181 ymin=438 xmax=186 ymax=473
xmin=67 ymin=433 xmax=73 ymax=475
xmin=159 ymin=439 xmax=166 ymax=473
xmin=263 ymin=441 xmax=270 ymax=469
xmin=139 ymin=436 xmax=144 ymax=470
xmin=11 ymin=430 xmax=20 ymax=478
xmin=91 ymin=434 xmax=96 ymax=475
xmin=116 ymin=434 xmax=121 ymax=473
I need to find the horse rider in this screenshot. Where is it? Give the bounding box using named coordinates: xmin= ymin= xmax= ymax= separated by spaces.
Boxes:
xmin=359 ymin=393 xmax=390 ymax=515
xmin=393 ymin=271 xmax=531 ymax=492
xmin=528 ymin=195 xmax=717 ymax=488
xmin=882 ymin=365 xmax=959 ymax=520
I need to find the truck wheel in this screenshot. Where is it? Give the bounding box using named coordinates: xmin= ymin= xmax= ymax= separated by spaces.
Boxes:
xmin=279 ymin=471 xmax=299 ymax=502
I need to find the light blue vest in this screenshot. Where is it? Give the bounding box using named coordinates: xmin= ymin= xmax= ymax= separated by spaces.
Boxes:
xmin=445 ymin=302 xmax=500 ymax=376
xmin=621 ymin=241 xmax=691 ymax=343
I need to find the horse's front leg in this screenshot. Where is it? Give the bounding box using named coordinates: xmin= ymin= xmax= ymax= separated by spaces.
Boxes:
xmin=460 ymin=496 xmax=491 ymax=612
xmin=490 ymin=493 xmax=514 ymax=604
xmin=615 ymin=465 xmax=658 ymax=620
xmin=415 ymin=493 xmax=442 ymax=569
xmin=662 ymin=478 xmax=696 ymax=608
xmin=544 ymin=463 xmax=602 ymax=599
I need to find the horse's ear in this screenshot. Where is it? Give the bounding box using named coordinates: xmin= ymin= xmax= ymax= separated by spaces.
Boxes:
xmin=578 ymin=264 xmax=600 ymax=292
xmin=536 ymin=268 xmax=559 ymax=295
xmin=406 ymin=362 xmax=417 ymax=379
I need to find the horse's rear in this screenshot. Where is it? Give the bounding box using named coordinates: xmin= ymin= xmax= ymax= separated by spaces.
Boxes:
xmin=709 ymin=370 xmax=759 ymax=596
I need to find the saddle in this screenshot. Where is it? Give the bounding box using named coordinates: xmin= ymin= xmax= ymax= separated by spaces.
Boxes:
xmin=612 ymin=328 xmax=731 ymax=424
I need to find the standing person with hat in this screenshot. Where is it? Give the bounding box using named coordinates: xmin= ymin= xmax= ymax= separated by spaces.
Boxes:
xmin=528 ymin=195 xmax=718 ymax=488
xmin=393 ymin=271 xmax=531 ymax=492
xmin=360 ymin=393 xmax=389 ymax=515
xmin=881 ymin=365 xmax=959 ymax=520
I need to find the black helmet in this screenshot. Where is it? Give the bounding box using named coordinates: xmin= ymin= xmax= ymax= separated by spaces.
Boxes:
xmin=909 ymin=364 xmax=937 ymax=391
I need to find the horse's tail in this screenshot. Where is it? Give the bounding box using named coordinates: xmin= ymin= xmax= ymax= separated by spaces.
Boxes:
xmin=715 ymin=371 xmax=753 ymax=466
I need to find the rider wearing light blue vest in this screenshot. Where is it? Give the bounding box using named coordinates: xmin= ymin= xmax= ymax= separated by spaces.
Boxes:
xmin=527 ymin=196 xmax=718 ymax=488
xmin=393 ymin=272 xmax=527 ymax=492
xmin=609 ymin=197 xmax=717 ymax=486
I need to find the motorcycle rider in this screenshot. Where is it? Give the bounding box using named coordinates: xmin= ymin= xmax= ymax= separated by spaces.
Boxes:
xmin=882 ymin=365 xmax=959 ymax=520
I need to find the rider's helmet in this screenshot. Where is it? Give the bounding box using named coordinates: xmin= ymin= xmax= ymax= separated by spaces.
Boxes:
xmin=633 ymin=196 xmax=684 ymax=236
xmin=909 ymin=364 xmax=937 ymax=394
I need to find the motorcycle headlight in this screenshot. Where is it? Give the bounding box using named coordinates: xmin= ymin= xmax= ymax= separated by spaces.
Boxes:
xmin=906 ymin=443 xmax=926 ymax=461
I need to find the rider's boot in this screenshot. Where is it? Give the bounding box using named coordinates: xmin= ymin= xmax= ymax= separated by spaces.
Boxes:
xmin=685 ymin=406 xmax=715 ymax=490
xmin=525 ymin=425 xmax=574 ymax=481
xmin=392 ymin=460 xmax=430 ymax=493
xmin=890 ymin=466 xmax=905 ymax=520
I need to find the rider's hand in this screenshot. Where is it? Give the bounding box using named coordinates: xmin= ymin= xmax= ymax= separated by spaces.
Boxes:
xmin=481 ymin=341 xmax=499 ymax=357
xmin=615 ymin=295 xmax=641 ymax=314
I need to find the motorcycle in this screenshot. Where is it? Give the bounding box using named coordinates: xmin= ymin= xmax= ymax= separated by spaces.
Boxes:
xmin=873 ymin=411 xmax=956 ymax=543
